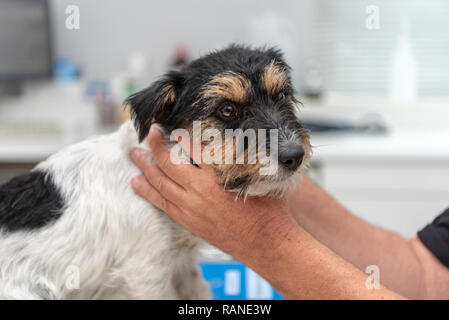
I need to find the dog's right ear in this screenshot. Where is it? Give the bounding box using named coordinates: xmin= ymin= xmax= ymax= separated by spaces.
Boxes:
xmin=125 ymin=70 xmax=184 ymax=142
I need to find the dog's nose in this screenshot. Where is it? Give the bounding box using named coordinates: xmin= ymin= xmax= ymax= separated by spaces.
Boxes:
xmin=278 ymin=144 xmax=304 ymax=171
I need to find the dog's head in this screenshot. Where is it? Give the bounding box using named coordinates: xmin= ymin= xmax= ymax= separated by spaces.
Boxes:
xmin=126 ymin=45 xmax=311 ymax=198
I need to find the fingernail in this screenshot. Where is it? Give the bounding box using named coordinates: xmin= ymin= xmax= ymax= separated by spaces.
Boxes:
xmin=150 ymin=125 xmax=163 ymax=136
xmin=130 ymin=148 xmax=143 ymax=161
xmin=131 ymin=177 xmax=141 ymax=189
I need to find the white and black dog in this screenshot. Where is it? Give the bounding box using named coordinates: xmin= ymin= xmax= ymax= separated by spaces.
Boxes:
xmin=0 ymin=45 xmax=311 ymax=299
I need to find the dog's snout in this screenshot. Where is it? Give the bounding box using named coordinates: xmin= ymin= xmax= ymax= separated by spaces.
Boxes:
xmin=278 ymin=144 xmax=304 ymax=171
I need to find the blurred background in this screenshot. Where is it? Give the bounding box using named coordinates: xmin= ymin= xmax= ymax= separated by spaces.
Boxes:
xmin=1 ymin=0 xmax=449 ymax=299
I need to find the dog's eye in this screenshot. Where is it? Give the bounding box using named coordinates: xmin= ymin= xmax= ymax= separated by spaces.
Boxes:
xmin=220 ymin=105 xmax=238 ymax=118
xmin=276 ymin=91 xmax=288 ymax=101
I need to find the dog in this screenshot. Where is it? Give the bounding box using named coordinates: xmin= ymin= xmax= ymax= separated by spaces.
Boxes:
xmin=0 ymin=45 xmax=311 ymax=299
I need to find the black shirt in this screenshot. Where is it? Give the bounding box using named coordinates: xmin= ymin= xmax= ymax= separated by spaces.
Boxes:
xmin=418 ymin=208 xmax=449 ymax=268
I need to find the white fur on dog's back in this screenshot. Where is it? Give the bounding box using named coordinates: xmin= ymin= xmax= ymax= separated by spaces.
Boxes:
xmin=0 ymin=121 xmax=210 ymax=299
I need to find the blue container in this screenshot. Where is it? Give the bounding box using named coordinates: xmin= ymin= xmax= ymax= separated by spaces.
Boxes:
xmin=199 ymin=261 xmax=284 ymax=300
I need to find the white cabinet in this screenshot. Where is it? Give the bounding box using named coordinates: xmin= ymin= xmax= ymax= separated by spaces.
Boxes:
xmin=310 ymin=129 xmax=449 ymax=239
xmin=315 ymin=163 xmax=449 ymax=238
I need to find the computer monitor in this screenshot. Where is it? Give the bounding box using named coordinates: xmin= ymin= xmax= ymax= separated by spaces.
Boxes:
xmin=0 ymin=0 xmax=52 ymax=96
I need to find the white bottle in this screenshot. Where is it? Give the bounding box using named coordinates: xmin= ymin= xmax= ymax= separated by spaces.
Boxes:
xmin=388 ymin=21 xmax=417 ymax=104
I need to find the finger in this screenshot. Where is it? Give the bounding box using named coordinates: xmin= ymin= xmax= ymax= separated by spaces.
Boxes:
xmin=147 ymin=126 xmax=201 ymax=188
xmin=131 ymin=176 xmax=184 ymax=220
xmin=130 ymin=148 xmax=189 ymax=204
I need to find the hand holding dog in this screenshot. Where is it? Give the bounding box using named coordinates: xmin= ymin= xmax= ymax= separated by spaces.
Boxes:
xmin=130 ymin=126 xmax=297 ymax=264
xmin=130 ymin=126 xmax=404 ymax=299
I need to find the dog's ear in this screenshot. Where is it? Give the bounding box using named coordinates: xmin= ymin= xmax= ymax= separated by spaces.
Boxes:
xmin=126 ymin=70 xmax=185 ymax=142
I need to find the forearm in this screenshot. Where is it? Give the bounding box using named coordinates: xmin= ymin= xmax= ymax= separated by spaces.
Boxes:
xmin=241 ymin=219 xmax=403 ymax=300
xmin=288 ymin=176 xmax=424 ymax=298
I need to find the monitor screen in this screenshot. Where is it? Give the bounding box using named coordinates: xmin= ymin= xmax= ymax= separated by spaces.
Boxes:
xmin=0 ymin=0 xmax=52 ymax=79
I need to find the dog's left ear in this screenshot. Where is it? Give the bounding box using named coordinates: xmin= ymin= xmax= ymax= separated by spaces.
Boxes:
xmin=126 ymin=70 xmax=185 ymax=142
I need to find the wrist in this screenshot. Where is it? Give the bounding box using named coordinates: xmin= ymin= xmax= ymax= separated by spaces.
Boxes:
xmin=233 ymin=213 xmax=301 ymax=277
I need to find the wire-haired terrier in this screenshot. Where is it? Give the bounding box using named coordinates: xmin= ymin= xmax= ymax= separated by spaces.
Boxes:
xmin=0 ymin=45 xmax=311 ymax=299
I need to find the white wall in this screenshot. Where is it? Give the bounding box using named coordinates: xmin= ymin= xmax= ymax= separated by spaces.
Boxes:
xmin=49 ymin=0 xmax=313 ymax=85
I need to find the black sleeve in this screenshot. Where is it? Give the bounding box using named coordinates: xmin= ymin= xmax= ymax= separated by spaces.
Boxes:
xmin=417 ymin=208 xmax=449 ymax=268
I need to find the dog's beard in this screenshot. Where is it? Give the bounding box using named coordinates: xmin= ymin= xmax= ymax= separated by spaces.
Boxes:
xmin=224 ymin=168 xmax=303 ymax=201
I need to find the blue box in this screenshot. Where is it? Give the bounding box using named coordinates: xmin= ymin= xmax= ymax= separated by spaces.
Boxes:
xmin=199 ymin=261 xmax=284 ymax=300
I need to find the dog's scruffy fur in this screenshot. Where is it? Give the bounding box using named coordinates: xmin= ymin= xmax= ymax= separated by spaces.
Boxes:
xmin=0 ymin=45 xmax=311 ymax=299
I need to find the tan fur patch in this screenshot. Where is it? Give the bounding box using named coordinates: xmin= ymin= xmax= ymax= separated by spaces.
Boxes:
xmin=160 ymin=82 xmax=176 ymax=105
xmin=152 ymin=82 xmax=177 ymax=122
xmin=300 ymin=130 xmax=312 ymax=166
xmin=261 ymin=61 xmax=289 ymax=96
xmin=201 ymin=72 xmax=251 ymax=104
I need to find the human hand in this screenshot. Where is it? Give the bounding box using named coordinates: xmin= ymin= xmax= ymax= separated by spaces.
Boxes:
xmin=129 ymin=126 xmax=298 ymax=264
xmin=129 ymin=127 xmax=406 ymax=300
